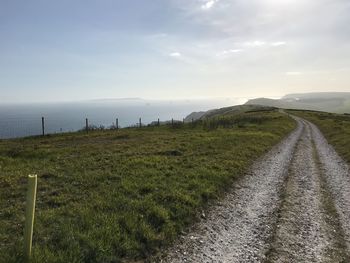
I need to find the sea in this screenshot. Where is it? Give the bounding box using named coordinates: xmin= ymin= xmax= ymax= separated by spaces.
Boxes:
xmin=0 ymin=98 xmax=246 ymax=139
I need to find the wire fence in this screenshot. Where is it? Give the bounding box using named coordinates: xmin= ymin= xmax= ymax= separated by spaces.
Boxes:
xmin=0 ymin=116 xmax=190 ymax=139
xmin=0 ymin=112 xmax=273 ymax=140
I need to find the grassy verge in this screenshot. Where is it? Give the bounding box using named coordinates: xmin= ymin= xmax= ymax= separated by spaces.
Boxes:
xmin=0 ymin=110 xmax=295 ymax=262
xmin=288 ymin=110 xmax=350 ymax=163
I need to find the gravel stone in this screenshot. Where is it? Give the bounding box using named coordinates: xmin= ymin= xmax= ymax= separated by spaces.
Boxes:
xmin=157 ymin=117 xmax=350 ymax=263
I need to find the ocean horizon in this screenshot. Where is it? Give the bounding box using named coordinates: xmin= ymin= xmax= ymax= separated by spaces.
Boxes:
xmin=0 ymin=98 xmax=246 ymax=139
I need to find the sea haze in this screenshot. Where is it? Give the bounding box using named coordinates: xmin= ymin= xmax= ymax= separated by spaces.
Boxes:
xmin=0 ymin=98 xmax=243 ymax=139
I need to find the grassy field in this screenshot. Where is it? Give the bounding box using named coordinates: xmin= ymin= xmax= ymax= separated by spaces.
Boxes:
xmin=0 ymin=110 xmax=295 ymax=263
xmin=288 ymin=110 xmax=350 ymax=163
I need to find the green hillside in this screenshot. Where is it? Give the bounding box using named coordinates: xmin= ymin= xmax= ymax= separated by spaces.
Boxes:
xmin=245 ymin=92 xmax=350 ymax=114
xmin=0 ymin=110 xmax=295 ymax=262
xmin=184 ymin=104 xmax=276 ymax=122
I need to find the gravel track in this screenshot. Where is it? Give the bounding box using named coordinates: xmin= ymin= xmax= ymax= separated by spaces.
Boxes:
xmin=159 ymin=119 xmax=303 ymax=262
xmin=266 ymin=121 xmax=349 ymax=262
xmin=159 ymin=117 xmax=350 ymax=263
xmin=309 ymin=121 xmax=350 ymax=252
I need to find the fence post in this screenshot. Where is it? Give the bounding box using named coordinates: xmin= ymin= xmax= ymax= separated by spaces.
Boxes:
xmin=24 ymin=174 xmax=37 ymax=262
xmin=158 ymin=118 xmax=160 ymax=127
xmin=41 ymin=117 xmax=45 ymax=136
xmin=139 ymin=118 xmax=142 ymax=128
xmin=86 ymin=118 xmax=89 ymax=133
xmin=116 ymin=118 xmax=119 ymax=130
xmin=171 ymin=118 xmax=174 ymax=127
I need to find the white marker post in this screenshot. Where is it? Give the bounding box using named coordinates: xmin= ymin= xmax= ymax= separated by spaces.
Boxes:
xmin=24 ymin=174 xmax=37 ymax=262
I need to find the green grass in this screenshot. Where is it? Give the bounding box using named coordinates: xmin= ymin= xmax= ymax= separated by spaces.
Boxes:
xmin=0 ymin=111 xmax=295 ymax=262
xmin=287 ymin=109 xmax=350 ymax=163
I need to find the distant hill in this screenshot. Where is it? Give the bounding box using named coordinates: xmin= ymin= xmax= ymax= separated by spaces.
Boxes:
xmin=184 ymin=105 xmax=277 ymax=122
xmin=184 ymin=92 xmax=350 ymax=121
xmin=184 ymin=111 xmax=208 ymax=122
xmin=245 ymin=92 xmax=350 ymax=114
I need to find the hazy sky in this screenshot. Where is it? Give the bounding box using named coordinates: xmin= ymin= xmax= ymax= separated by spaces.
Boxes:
xmin=1 ymin=0 xmax=349 ymax=103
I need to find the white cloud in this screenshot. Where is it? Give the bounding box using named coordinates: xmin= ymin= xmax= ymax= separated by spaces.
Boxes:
xmin=242 ymin=41 xmax=286 ymax=48
xmin=169 ymin=52 xmax=182 ymax=57
xmin=271 ymin=42 xmax=287 ymax=46
xmin=201 ymin=0 xmax=219 ymax=10
xmin=286 ymin=71 xmax=302 ymax=75
xmin=245 ymin=41 xmax=266 ymax=47
xmin=217 ymin=49 xmax=243 ymax=56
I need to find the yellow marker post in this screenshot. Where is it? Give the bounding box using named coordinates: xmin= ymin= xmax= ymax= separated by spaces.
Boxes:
xmin=24 ymin=174 xmax=37 ymax=262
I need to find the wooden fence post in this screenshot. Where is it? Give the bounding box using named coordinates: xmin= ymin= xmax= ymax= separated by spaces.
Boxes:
xmin=24 ymin=174 xmax=37 ymax=262
xmin=116 ymin=118 xmax=119 ymax=130
xmin=86 ymin=118 xmax=89 ymax=132
xmin=171 ymin=118 xmax=174 ymax=127
xmin=41 ymin=117 xmax=45 ymax=136
xmin=158 ymin=118 xmax=160 ymax=127
xmin=139 ymin=118 xmax=142 ymax=128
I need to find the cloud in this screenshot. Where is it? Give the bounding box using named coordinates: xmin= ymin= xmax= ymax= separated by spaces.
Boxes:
xmin=286 ymin=71 xmax=303 ymax=75
xmin=169 ymin=52 xmax=182 ymax=57
xmin=201 ymin=0 xmax=219 ymax=10
xmin=217 ymin=49 xmax=243 ymax=56
xmin=271 ymin=42 xmax=287 ymax=46
xmin=245 ymin=41 xmax=266 ymax=47
xmin=149 ymin=33 xmax=168 ymax=38
xmin=167 ymin=51 xmax=197 ymax=65
xmin=243 ymin=41 xmax=286 ymax=48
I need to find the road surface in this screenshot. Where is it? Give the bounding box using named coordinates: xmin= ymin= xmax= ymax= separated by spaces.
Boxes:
xmin=159 ymin=117 xmax=350 ymax=262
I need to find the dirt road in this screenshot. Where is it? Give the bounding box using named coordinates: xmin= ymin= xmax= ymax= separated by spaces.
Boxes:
xmin=159 ymin=118 xmax=350 ymax=262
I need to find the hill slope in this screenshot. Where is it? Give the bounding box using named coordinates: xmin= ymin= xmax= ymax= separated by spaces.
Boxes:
xmin=245 ymin=92 xmax=350 ymax=113
xmin=0 ymin=110 xmax=295 ymax=262
xmin=184 ymin=105 xmax=276 ymax=122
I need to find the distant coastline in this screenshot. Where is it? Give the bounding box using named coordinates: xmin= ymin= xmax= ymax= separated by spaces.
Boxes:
xmin=0 ymin=98 xmax=240 ymax=139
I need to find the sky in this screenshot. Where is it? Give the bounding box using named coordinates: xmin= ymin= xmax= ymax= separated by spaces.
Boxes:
xmin=0 ymin=0 xmax=350 ymax=103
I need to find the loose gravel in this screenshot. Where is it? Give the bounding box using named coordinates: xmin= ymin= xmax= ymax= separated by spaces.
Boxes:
xmin=158 ymin=119 xmax=303 ymax=262
xmin=158 ymin=117 xmax=350 ymax=263
xmin=309 ymin=120 xmax=350 ymax=252
xmin=266 ymin=121 xmax=349 ymax=262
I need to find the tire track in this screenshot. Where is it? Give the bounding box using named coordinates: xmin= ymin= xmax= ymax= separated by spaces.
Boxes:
xmin=159 ymin=119 xmax=303 ymax=262
xmin=265 ymin=122 xmax=349 ymax=262
xmin=309 ymin=120 xmax=350 ymax=252
xmin=159 ymin=117 xmax=350 ymax=262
